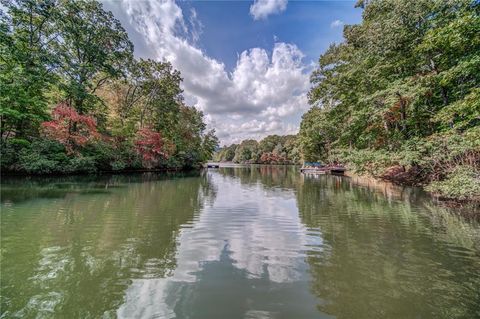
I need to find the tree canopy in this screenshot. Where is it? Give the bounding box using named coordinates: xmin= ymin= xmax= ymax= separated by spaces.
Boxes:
xmin=215 ymin=135 xmax=301 ymax=165
xmin=304 ymin=0 xmax=479 ymax=154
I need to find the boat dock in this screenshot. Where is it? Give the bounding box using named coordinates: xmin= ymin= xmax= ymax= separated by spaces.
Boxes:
xmin=300 ymin=162 xmax=346 ymax=175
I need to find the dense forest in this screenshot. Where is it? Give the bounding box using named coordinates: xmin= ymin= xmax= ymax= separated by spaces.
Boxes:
xmin=0 ymin=0 xmax=218 ymax=174
xmin=214 ymin=135 xmax=301 ymax=164
xmin=298 ymin=0 xmax=479 ymax=201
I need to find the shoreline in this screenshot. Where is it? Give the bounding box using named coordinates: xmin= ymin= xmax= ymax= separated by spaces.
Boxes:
xmin=0 ymin=167 xmax=198 ymax=178
xmin=2 ymin=163 xmax=478 ymax=209
xmin=345 ymin=171 xmax=480 ymax=212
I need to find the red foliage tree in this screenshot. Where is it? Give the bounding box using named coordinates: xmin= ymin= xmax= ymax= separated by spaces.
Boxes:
xmin=260 ymin=152 xmax=287 ymax=164
xmin=134 ymin=128 xmax=174 ymax=168
xmin=41 ymin=102 xmax=99 ymax=153
xmin=260 ymin=152 xmax=270 ymax=163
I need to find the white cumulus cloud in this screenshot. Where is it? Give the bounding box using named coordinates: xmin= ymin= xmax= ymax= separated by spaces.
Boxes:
xmin=106 ymin=0 xmax=310 ymax=144
xmin=250 ymin=0 xmax=288 ymax=20
xmin=330 ymin=19 xmax=344 ymax=28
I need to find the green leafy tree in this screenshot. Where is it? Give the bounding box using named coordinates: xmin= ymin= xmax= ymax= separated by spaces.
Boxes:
xmin=0 ymin=0 xmax=58 ymax=140
xmin=214 ymin=144 xmax=238 ymax=162
xmin=233 ymin=139 xmax=259 ymax=163
xmin=98 ymin=59 xmax=183 ymax=137
xmin=0 ymin=0 xmax=218 ymax=174
xmin=134 ymin=59 xmax=183 ymax=134
xmin=307 ymin=0 xmax=479 ymax=153
xmin=298 ymin=107 xmax=337 ymax=161
xmin=54 ymin=0 xmax=133 ymax=114
xmin=259 ymin=135 xmax=282 ymax=153
xmin=201 ymin=129 xmax=219 ymax=162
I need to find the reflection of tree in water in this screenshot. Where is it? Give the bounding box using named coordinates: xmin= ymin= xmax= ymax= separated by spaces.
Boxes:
xmin=1 ymin=172 xmax=216 ymax=318
xmin=218 ymin=165 xmax=299 ymax=190
xmin=296 ymin=175 xmax=480 ymax=319
xmin=0 ymin=171 xmax=212 ymax=204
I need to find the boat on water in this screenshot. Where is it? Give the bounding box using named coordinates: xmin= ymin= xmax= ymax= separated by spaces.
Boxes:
xmin=300 ymin=162 xmax=346 ymax=175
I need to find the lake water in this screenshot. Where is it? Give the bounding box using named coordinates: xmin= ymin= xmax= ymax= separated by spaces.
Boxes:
xmin=1 ymin=166 xmax=479 ymax=318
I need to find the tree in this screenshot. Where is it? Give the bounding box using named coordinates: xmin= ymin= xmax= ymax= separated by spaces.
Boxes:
xmin=298 ymin=107 xmax=337 ymax=161
xmin=233 ymin=140 xmax=259 ymax=163
xmin=54 ymin=0 xmax=133 ymax=114
xmin=304 ymin=0 xmax=479 ymax=154
xmin=259 ymin=135 xmax=282 ymax=153
xmin=283 ymin=135 xmax=301 ymax=163
xmin=134 ymin=127 xmax=173 ymax=168
xmin=215 ymin=135 xmax=301 ymax=164
xmin=97 ymin=59 xmax=183 ymax=137
xmin=134 ymin=59 xmax=183 ymax=133
xmin=0 ymin=0 xmax=59 ymax=140
xmin=201 ymin=129 xmax=219 ymax=162
xmin=300 ymin=0 xmax=479 ymax=199
xmin=214 ymin=144 xmax=237 ymax=162
xmin=0 ymin=0 xmax=134 ymax=136
xmin=41 ymin=102 xmax=99 ymax=153
xmin=172 ymin=105 xmax=208 ymax=167
xmin=0 ymin=0 xmax=218 ymax=174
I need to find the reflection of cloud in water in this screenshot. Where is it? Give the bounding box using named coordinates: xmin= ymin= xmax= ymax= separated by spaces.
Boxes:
xmin=118 ymin=279 xmax=175 ymax=319
xmin=118 ymin=171 xmax=324 ymax=318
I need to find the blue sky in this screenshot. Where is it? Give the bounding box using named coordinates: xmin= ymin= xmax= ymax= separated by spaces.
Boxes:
xmin=103 ymin=0 xmax=363 ymax=144
xmin=177 ymin=1 xmax=361 ymax=70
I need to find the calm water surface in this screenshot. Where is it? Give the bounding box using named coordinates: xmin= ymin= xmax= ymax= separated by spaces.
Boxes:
xmin=1 ymin=166 xmax=479 ymax=318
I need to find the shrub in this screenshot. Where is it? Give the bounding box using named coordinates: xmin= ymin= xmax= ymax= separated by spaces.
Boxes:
xmin=16 ymin=139 xmax=98 ymax=174
xmin=330 ymin=127 xmax=480 ymax=186
xmin=81 ymin=139 xmax=116 ymax=170
xmin=17 ymin=139 xmax=68 ymax=174
xmin=329 ymin=148 xmax=396 ymax=176
xmin=1 ymin=138 xmax=31 ymax=171
xmin=66 ymin=156 xmax=97 ymax=174
xmin=397 ymin=128 xmax=480 ymax=181
xmin=426 ymin=166 xmax=480 ymax=200
xmin=18 ymin=152 xmax=59 ymax=174
xmin=110 ymin=160 xmax=127 ymax=171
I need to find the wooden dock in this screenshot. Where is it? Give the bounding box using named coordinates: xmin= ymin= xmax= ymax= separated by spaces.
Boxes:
xmin=300 ymin=166 xmax=346 ymax=175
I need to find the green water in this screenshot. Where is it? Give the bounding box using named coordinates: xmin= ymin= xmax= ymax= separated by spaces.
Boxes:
xmin=1 ymin=166 xmax=479 ymax=318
